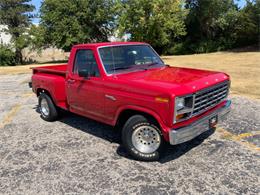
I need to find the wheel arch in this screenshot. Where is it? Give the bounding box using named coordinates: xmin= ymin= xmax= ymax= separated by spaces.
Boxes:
xmin=115 ymin=106 xmax=166 ymax=133
xmin=36 ymin=88 xmax=56 ymax=104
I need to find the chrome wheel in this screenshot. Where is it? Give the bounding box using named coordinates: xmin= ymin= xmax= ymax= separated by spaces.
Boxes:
xmin=131 ymin=125 xmax=161 ymax=154
xmin=40 ymin=98 xmax=49 ymax=116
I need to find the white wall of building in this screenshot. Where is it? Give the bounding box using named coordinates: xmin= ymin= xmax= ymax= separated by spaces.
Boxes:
xmin=0 ymin=25 xmax=12 ymax=45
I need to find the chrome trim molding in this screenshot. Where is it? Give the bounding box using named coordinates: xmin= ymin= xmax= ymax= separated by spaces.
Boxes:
xmin=105 ymin=94 xmax=116 ymax=101
xmin=169 ymin=100 xmax=231 ymax=145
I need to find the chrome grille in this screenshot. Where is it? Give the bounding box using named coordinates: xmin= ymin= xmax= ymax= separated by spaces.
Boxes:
xmin=192 ymin=81 xmax=229 ymax=116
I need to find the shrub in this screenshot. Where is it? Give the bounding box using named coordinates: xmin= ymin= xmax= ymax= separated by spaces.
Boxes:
xmin=0 ymin=44 xmax=16 ymax=66
xmin=164 ymin=38 xmax=236 ymax=55
xmin=164 ymin=42 xmax=190 ymax=55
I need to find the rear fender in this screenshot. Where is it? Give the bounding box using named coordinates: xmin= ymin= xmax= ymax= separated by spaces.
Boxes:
xmin=32 ymin=74 xmax=67 ymax=109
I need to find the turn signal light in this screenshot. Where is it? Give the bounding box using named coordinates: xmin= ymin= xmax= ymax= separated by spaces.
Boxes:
xmin=155 ymin=97 xmax=169 ymax=103
xmin=176 ymin=114 xmax=185 ymax=120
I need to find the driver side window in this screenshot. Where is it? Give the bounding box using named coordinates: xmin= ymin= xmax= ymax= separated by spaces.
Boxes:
xmin=73 ymin=49 xmax=100 ymax=77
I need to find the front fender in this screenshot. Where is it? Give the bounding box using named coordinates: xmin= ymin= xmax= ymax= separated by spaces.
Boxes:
xmin=114 ymin=105 xmax=171 ymax=141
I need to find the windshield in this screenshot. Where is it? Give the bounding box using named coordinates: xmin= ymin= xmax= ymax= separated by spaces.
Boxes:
xmin=98 ymin=45 xmax=165 ymax=74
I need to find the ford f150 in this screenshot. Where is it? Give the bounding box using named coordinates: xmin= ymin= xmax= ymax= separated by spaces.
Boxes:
xmin=31 ymin=42 xmax=231 ymax=161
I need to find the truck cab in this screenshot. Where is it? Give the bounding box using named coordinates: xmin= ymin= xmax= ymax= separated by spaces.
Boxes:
xmin=31 ymin=42 xmax=231 ymax=161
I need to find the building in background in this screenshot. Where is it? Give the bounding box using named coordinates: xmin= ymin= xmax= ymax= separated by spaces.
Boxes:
xmin=0 ymin=25 xmax=11 ymax=45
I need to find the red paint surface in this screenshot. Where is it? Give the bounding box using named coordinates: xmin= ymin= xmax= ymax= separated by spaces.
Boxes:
xmin=31 ymin=42 xmax=230 ymax=142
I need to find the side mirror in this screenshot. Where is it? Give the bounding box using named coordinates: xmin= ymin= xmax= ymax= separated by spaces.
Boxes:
xmin=78 ymin=69 xmax=89 ymax=78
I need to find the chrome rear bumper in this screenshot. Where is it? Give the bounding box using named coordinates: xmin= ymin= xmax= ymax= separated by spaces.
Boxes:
xmin=169 ymin=100 xmax=231 ymax=145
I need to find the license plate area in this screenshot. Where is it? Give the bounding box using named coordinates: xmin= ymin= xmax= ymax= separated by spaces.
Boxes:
xmin=209 ymin=115 xmax=218 ymax=128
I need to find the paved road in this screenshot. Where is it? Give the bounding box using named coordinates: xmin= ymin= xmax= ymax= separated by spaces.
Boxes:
xmin=0 ymin=74 xmax=259 ymax=194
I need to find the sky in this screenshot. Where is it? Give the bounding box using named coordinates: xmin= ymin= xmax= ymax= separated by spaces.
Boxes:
xmin=31 ymin=0 xmax=41 ymax=24
xmin=30 ymin=0 xmax=248 ymax=24
xmin=236 ymin=0 xmax=247 ymax=8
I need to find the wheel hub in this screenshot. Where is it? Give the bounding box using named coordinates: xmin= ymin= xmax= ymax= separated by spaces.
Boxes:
xmin=40 ymin=98 xmax=49 ymax=116
xmin=132 ymin=125 xmax=161 ymax=154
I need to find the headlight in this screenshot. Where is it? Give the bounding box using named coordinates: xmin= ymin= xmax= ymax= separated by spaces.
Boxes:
xmin=175 ymin=97 xmax=185 ymax=111
xmin=174 ymin=96 xmax=194 ymax=123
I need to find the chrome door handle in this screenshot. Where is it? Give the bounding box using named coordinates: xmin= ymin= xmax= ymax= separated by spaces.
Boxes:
xmin=105 ymin=94 xmax=116 ymax=101
xmin=67 ymin=79 xmax=75 ymax=84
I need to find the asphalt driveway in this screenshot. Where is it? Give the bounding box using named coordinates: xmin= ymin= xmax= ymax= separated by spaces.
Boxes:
xmin=0 ymin=73 xmax=259 ymax=194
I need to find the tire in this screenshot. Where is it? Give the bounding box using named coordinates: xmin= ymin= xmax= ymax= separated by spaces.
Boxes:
xmin=122 ymin=115 xmax=164 ymax=161
xmin=38 ymin=93 xmax=58 ymax=122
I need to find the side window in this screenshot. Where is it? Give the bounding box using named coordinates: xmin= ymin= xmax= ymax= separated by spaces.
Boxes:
xmin=73 ymin=49 xmax=100 ymax=77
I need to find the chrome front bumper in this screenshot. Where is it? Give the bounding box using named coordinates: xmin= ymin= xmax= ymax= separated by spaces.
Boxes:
xmin=169 ymin=100 xmax=231 ymax=145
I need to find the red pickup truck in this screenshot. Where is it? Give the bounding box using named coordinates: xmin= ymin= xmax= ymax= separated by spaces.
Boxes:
xmin=31 ymin=42 xmax=231 ymax=161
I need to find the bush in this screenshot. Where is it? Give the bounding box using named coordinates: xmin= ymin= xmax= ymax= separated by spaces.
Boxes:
xmin=164 ymin=42 xmax=189 ymax=55
xmin=164 ymin=38 xmax=236 ymax=55
xmin=0 ymin=44 xmax=16 ymax=66
xmin=191 ymin=39 xmax=234 ymax=53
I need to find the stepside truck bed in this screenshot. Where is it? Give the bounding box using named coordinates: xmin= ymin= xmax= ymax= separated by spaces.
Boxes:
xmin=32 ymin=65 xmax=67 ymax=75
xmin=31 ymin=64 xmax=68 ymax=110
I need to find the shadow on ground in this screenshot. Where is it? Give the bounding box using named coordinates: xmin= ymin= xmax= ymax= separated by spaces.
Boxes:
xmin=35 ymin=106 xmax=216 ymax=163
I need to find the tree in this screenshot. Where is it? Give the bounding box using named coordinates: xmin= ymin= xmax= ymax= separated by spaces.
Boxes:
xmin=39 ymin=0 xmax=116 ymax=51
xmin=28 ymin=24 xmax=46 ymax=51
xmin=0 ymin=44 xmax=16 ymax=66
xmin=0 ymin=0 xmax=35 ymax=64
xmin=235 ymin=0 xmax=260 ymax=47
xmin=185 ymin=0 xmax=239 ymax=46
xmin=180 ymin=0 xmax=260 ymax=53
xmin=117 ymin=0 xmax=188 ymax=53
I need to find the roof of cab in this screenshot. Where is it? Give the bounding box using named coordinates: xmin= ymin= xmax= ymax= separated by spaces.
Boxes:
xmin=73 ymin=42 xmax=148 ymax=48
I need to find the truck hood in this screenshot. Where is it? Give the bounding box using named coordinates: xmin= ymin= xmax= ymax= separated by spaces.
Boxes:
xmin=114 ymin=66 xmax=229 ymax=96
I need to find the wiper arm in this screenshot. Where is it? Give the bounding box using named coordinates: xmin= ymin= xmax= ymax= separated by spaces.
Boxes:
xmin=111 ymin=63 xmax=161 ymax=71
xmin=112 ymin=66 xmax=132 ymax=71
xmin=147 ymin=62 xmax=160 ymax=67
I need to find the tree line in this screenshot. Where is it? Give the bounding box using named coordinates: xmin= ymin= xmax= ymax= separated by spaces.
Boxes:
xmin=0 ymin=0 xmax=259 ymax=65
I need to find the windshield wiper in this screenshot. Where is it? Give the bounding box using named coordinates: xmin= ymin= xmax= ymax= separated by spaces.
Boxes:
xmin=111 ymin=63 xmax=160 ymax=72
xmin=112 ymin=66 xmax=132 ymax=71
xmin=147 ymin=62 xmax=160 ymax=67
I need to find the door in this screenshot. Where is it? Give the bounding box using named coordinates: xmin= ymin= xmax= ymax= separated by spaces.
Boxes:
xmin=66 ymin=49 xmax=104 ymax=118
